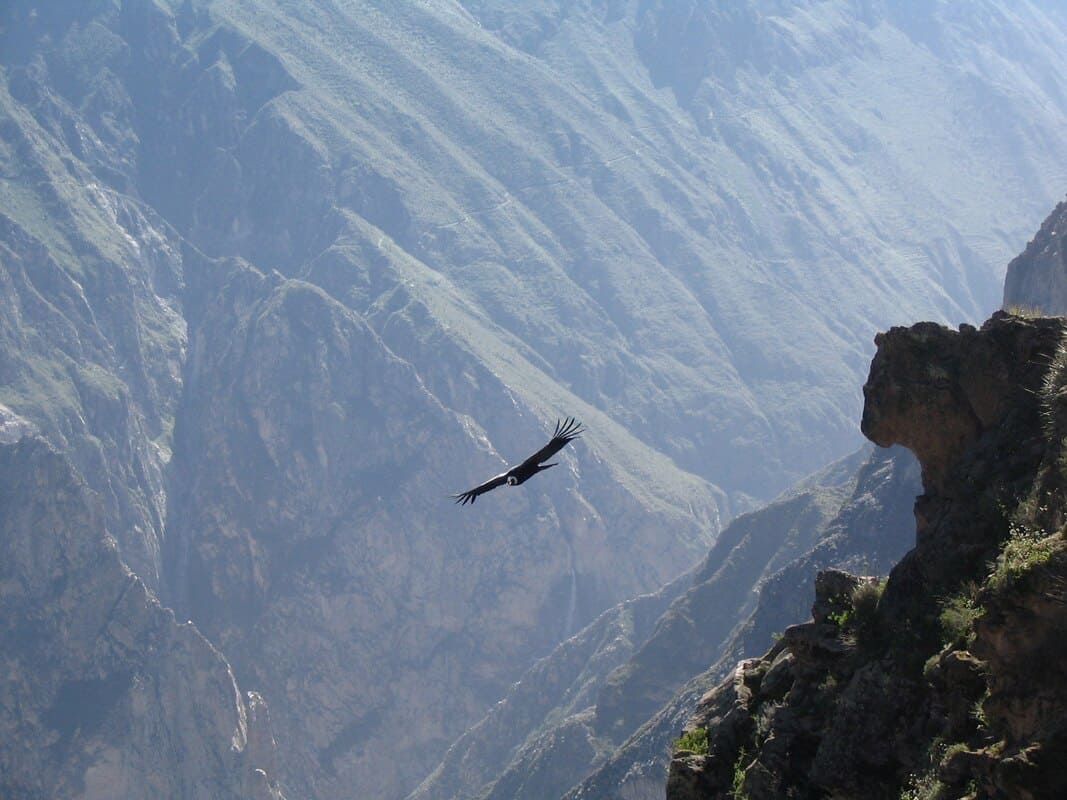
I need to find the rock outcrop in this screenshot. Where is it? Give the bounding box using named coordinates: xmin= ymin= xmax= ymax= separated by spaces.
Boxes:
xmin=0 ymin=438 xmax=283 ymax=800
xmin=668 ymin=312 xmax=1067 ymax=799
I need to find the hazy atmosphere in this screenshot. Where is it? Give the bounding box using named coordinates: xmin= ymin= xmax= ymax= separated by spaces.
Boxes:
xmin=3 ymin=2 xmax=1067 ymax=798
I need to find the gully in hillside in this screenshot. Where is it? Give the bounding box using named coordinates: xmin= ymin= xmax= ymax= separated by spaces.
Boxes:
xmin=453 ymin=417 xmax=584 ymax=505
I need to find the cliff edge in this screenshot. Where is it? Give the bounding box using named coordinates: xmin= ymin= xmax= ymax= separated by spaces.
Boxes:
xmin=668 ymin=312 xmax=1067 ymax=800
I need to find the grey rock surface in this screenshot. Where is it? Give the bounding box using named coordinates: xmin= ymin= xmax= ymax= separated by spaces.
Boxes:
xmin=0 ymin=438 xmax=284 ymax=800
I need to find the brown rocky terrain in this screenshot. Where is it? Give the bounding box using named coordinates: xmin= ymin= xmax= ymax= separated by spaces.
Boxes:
xmin=668 ymin=311 xmax=1067 ymax=799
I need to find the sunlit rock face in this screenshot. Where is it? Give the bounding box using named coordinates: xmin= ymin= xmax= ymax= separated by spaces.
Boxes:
xmin=862 ymin=314 xmax=1059 ymax=494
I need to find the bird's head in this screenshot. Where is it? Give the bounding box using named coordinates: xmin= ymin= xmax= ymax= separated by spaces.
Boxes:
xmin=506 ymin=475 xmax=519 ymax=486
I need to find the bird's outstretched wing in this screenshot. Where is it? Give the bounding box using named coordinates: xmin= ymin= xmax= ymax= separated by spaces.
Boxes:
xmin=452 ymin=471 xmax=509 ymax=505
xmin=517 ymin=417 xmax=584 ymax=469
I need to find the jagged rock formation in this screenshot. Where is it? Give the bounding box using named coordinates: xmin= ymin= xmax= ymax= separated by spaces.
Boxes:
xmin=1003 ymin=198 xmax=1067 ymax=315
xmin=0 ymin=438 xmax=283 ymax=800
xmin=668 ymin=312 xmax=1067 ymax=799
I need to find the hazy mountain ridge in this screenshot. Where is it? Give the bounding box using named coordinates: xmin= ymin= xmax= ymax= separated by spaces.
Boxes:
xmin=187 ymin=0 xmax=1067 ymax=500
xmin=169 ymin=245 xmax=719 ymax=798
xmin=2 ymin=3 xmax=719 ymax=795
xmin=456 ymin=0 xmax=1067 ymax=494
xmin=4 ymin=3 xmax=717 ymax=797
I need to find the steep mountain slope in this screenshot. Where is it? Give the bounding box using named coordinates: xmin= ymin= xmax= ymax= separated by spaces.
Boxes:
xmin=0 ymin=438 xmax=283 ymax=800
xmin=0 ymin=4 xmax=715 ymax=796
xmin=410 ymin=567 xmax=695 ymax=800
xmin=1003 ymin=198 xmax=1067 ymax=314
xmin=566 ymin=445 xmax=919 ymax=800
xmin=3 ymin=1 xmax=1067 ymax=798
xmin=591 ymin=451 xmax=870 ymax=741
xmin=449 ymin=0 xmax=1067 ymax=497
xmin=0 ymin=66 xmax=185 ymax=588
xmin=169 ymin=247 xmax=717 ymax=798
xmin=669 ymin=312 xmax=1067 ymax=799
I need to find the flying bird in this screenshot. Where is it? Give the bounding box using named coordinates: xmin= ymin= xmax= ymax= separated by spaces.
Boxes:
xmin=453 ymin=417 xmax=584 ymax=505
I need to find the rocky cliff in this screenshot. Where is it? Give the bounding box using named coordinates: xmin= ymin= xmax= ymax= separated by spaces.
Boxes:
xmin=1003 ymin=198 xmax=1067 ymax=315
xmin=0 ymin=438 xmax=283 ymax=800
xmin=668 ymin=311 xmax=1067 ymax=800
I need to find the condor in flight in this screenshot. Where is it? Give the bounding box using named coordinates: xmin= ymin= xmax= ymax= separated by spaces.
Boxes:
xmin=452 ymin=417 xmax=584 ymax=505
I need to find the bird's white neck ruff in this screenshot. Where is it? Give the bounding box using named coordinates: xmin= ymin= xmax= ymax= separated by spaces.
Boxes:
xmin=507 ymin=476 xmax=519 ymax=486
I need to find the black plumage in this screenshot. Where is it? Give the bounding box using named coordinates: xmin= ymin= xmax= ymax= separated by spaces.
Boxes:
xmin=452 ymin=417 xmax=584 ymax=505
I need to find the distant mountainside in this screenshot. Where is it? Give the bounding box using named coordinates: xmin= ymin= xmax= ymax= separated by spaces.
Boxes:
xmin=567 ymin=445 xmax=919 ymax=800
xmin=411 ymin=444 xmax=918 ymax=800
xmin=2 ymin=1 xmax=1067 ymax=797
xmin=1003 ymin=198 xmax=1067 ymax=314
xmin=0 ymin=438 xmax=285 ymax=800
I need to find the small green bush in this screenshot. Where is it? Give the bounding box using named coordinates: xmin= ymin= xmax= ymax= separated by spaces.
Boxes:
xmin=988 ymin=527 xmax=1060 ymax=592
xmin=827 ymin=608 xmax=852 ymax=627
xmin=672 ymin=727 xmax=708 ymax=755
xmin=852 ymin=578 xmax=885 ymax=618
xmin=851 ymin=578 xmax=887 ymax=640
xmin=899 ymin=769 xmax=944 ymax=800
xmin=938 ymin=590 xmax=983 ymax=647
xmin=731 ymin=748 xmax=750 ymax=799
